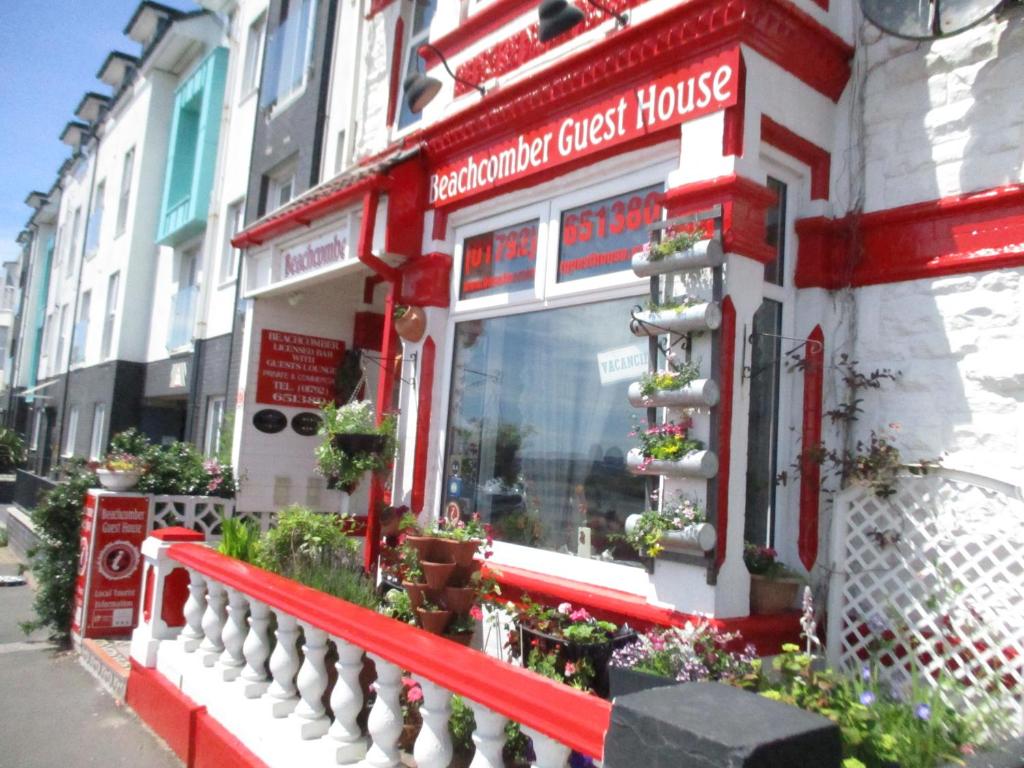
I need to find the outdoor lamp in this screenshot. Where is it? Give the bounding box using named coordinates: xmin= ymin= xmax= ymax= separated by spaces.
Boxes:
xmin=404 ymin=43 xmax=486 ymax=114
xmin=537 ymin=0 xmax=629 ymax=43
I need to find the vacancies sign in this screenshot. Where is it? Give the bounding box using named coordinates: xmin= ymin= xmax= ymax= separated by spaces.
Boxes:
xmin=429 ymin=48 xmax=740 ymax=208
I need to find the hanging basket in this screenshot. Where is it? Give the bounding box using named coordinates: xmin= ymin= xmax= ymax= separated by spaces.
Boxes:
xmin=631 ymin=302 xmax=722 ymax=337
xmin=626 ymin=448 xmax=719 ymax=479
xmin=631 ymin=238 xmax=724 ymax=278
xmin=331 ymin=433 xmax=388 ymax=454
xmin=394 ymin=306 xmax=426 ymax=343
xmin=627 ymin=378 xmax=720 ymax=409
xmin=625 ymin=515 xmax=717 ymax=554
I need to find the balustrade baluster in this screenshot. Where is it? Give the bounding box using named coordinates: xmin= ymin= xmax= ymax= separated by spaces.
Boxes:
xmin=292 ymin=623 xmax=330 ymax=739
xmin=179 ymin=569 xmax=206 ymax=653
xmin=199 ymin=579 xmax=227 ymax=667
xmin=413 ymin=678 xmax=453 ymax=768
xmin=522 ymin=726 xmax=572 ymax=768
xmin=365 ymin=655 xmax=403 ymax=767
xmin=218 ymin=588 xmax=248 ymax=681
xmin=468 ymin=700 xmax=508 ymax=768
xmin=328 ymin=637 xmax=367 ymax=763
xmin=267 ymin=611 xmax=300 ymax=717
xmin=240 ymin=600 xmax=271 ymax=698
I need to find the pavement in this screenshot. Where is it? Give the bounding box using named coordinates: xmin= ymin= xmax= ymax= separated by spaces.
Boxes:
xmin=0 ymin=541 xmax=182 ymax=768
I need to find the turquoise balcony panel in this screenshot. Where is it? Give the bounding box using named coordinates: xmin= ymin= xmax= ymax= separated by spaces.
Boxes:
xmin=157 ymin=47 xmax=228 ymax=246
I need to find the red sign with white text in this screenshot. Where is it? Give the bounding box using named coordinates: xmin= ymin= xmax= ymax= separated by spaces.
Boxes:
xmin=429 ymin=48 xmax=740 ymax=208
xmin=256 ymin=329 xmax=345 ymax=408
xmin=72 ymin=491 xmax=150 ymax=638
xmin=461 ymin=219 xmax=539 ymax=298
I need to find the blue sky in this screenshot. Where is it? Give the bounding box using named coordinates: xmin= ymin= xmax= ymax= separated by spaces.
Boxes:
xmin=0 ymin=0 xmax=196 ymax=265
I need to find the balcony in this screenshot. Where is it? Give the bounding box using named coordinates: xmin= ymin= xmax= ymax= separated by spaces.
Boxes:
xmin=165 ymin=285 xmax=198 ymax=350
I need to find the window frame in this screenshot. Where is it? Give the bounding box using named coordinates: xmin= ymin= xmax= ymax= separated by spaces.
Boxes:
xmin=63 ymin=405 xmax=80 ymax=458
xmin=220 ymin=199 xmax=245 ymax=285
xmin=101 ymin=272 xmax=120 ymax=360
xmin=205 ymin=396 xmax=226 ymax=457
xmin=241 ymin=12 xmax=267 ymax=99
xmin=72 ymin=290 xmax=91 ymax=365
xmin=116 ymin=147 xmax=135 ymax=237
xmin=89 ymin=403 xmax=107 ymax=460
xmin=85 ymin=180 xmax=105 ymax=258
xmin=395 ymin=0 xmax=439 ymax=133
xmin=262 ymin=0 xmax=318 ymax=115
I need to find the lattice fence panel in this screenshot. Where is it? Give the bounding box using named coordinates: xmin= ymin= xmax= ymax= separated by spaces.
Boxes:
xmin=827 ymin=470 xmax=1024 ymax=735
xmin=150 ymin=495 xmax=238 ymax=538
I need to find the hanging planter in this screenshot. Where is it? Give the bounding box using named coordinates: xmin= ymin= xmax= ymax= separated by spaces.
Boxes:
xmin=393 ymin=305 xmax=426 ymax=343
xmin=631 ymin=237 xmax=724 ymax=278
xmin=626 ymin=448 xmax=719 ymax=479
xmin=627 ymin=378 xmax=720 ymax=409
xmin=314 ymin=400 xmax=397 ymax=493
xmin=625 ymin=514 xmax=717 ymax=555
xmin=331 ymin=433 xmax=388 ymax=454
xmin=631 ymin=301 xmax=722 ymax=337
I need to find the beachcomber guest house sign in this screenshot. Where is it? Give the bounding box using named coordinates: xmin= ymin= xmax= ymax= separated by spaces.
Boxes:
xmin=280 ymin=230 xmax=349 ymax=280
xmin=429 ymin=49 xmax=740 ymax=207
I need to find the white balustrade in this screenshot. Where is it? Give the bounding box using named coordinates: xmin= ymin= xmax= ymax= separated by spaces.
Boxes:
xmin=412 ymin=678 xmax=453 ymax=768
xmin=523 ymin=726 xmax=572 ymax=768
xmin=468 ymin=700 xmax=508 ymax=768
xmin=240 ymin=600 xmax=271 ymax=698
xmin=328 ymin=637 xmax=367 ymax=763
xmin=292 ymin=623 xmax=331 ymax=739
xmin=218 ymin=588 xmax=248 ymax=681
xmin=267 ymin=611 xmax=300 ymax=717
xmin=365 ymin=655 xmax=403 ymax=767
xmin=179 ymin=569 xmax=206 ymax=652
xmin=199 ymin=579 xmax=227 ymax=667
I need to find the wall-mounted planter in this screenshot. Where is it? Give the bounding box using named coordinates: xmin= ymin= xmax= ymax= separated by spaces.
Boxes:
xmin=631 ymin=238 xmax=724 ymax=278
xmin=625 ymin=515 xmax=717 ymax=553
xmin=626 ymin=448 xmax=719 ymax=479
xmin=394 ymin=306 xmax=426 ymax=343
xmin=627 ymin=378 xmax=720 ymax=409
xmin=631 ymin=302 xmax=722 ymax=337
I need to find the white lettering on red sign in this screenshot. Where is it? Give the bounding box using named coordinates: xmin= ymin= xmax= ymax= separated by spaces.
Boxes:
xmin=429 ymin=49 xmax=740 ymax=208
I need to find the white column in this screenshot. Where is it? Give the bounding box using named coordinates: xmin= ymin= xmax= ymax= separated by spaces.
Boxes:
xmin=468 ymin=700 xmax=508 ymax=768
xmin=240 ymin=600 xmax=271 ymax=698
xmin=199 ymin=578 xmax=227 ymax=667
xmin=218 ymin=588 xmax=248 ymax=681
xmin=365 ymin=655 xmax=403 ymax=767
xmin=328 ymin=637 xmax=368 ymax=764
xmin=522 ymin=726 xmax=572 ymax=768
xmin=179 ymin=569 xmax=206 ymax=653
xmin=413 ymin=678 xmax=453 ymax=768
xmin=291 ymin=623 xmax=331 ymax=739
xmin=267 ymin=611 xmax=300 ymax=717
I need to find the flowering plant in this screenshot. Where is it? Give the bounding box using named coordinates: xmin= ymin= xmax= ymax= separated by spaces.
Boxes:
xmin=625 ymin=495 xmax=706 ymax=558
xmin=743 ymin=542 xmax=800 ymax=580
xmin=315 ymin=400 xmax=397 ymax=490
xmin=610 ymin=622 xmax=758 ymax=685
xmin=638 ymin=359 xmax=701 ymax=397
xmin=428 ymin=511 xmax=492 ymax=543
xmin=99 ymin=452 xmax=146 ymax=473
xmin=641 ymin=226 xmax=704 ymax=262
xmin=515 ymin=597 xmax=619 ymax=647
xmin=527 ymin=646 xmax=597 ymax=691
xmin=631 ymin=416 xmax=703 ymax=463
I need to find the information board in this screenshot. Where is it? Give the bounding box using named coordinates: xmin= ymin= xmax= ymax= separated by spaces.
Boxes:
xmin=255 ymin=329 xmax=345 ymax=408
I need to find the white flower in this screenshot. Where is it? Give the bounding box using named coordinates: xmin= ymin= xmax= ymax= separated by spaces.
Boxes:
xmin=557 ymin=602 xmax=572 ymax=615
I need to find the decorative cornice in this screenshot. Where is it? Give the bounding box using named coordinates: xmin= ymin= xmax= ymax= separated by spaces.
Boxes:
xmin=760 ymin=115 xmax=831 ymax=201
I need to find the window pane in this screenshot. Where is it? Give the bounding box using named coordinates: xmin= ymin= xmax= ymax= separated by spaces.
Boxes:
xmin=557 ymin=184 xmax=661 ymax=282
xmin=744 ymin=298 xmax=782 ymax=546
xmin=459 ymin=220 xmax=538 ymax=299
xmin=444 ymin=297 xmax=646 ymax=562
xmin=763 ymin=178 xmax=786 ymax=286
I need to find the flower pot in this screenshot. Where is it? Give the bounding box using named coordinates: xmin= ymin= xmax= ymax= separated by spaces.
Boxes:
xmin=403 ymin=581 xmax=427 ymax=611
xmin=608 ymin=666 xmax=678 ymax=700
xmin=520 ymin=625 xmax=636 ymax=699
xmin=626 ymin=448 xmax=719 ymax=479
xmin=435 ymin=538 xmax=480 ymax=570
xmin=416 ymin=607 xmax=453 ymax=634
xmin=421 ymin=560 xmax=456 ymax=590
xmin=394 ymin=306 xmax=427 ymax=343
xmin=749 ymin=574 xmax=802 ymax=615
xmin=96 ymin=469 xmax=141 ymax=492
xmin=444 ymin=585 xmax=476 ymax=615
xmin=630 ymin=302 xmax=722 ymax=336
xmin=404 ymin=535 xmax=440 ymax=564
xmin=624 ymin=515 xmax=717 ymax=554
xmin=631 ymin=238 xmax=724 ymax=277
xmin=627 ymin=378 xmax=720 ymax=409
xmin=331 ymin=433 xmax=388 ymax=455
xmin=325 ymin=474 xmax=359 ymax=494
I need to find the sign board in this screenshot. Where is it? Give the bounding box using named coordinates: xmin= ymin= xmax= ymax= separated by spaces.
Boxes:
xmin=597 ymin=344 xmax=649 ymax=385
xmin=72 ymin=491 xmax=149 ymax=639
xmin=253 ymin=408 xmax=287 ymax=433
xmin=460 ymin=219 xmax=539 ymax=298
xmin=255 ymin=329 xmax=346 ymax=408
xmin=279 ymin=228 xmax=350 ymax=280
xmin=429 ymin=48 xmax=740 ymax=207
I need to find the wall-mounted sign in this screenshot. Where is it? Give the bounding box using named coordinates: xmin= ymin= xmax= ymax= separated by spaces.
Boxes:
xmin=255 ymin=329 xmax=346 ymax=408
xmin=558 ymin=184 xmax=662 ymax=282
xmin=291 ymin=411 xmax=322 ymax=436
xmin=460 ymin=219 xmax=539 ymax=298
xmin=280 ymin=229 xmax=349 ymax=280
xmin=253 ymin=408 xmax=288 ymax=433
xmin=597 ymin=344 xmax=649 ymax=385
xmin=429 ymin=48 xmax=740 ymax=207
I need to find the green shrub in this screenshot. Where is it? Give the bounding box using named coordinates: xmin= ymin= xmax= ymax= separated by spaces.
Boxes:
xmin=0 ymin=428 xmax=26 ymax=471
xmin=217 ymin=517 xmax=261 ymax=563
xmin=108 ymin=429 xmax=237 ymax=498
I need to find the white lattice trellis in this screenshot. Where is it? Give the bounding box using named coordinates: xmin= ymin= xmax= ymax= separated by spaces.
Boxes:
xmin=827 ymin=468 xmax=1024 ymax=735
xmin=149 ymin=496 xmax=275 ymax=539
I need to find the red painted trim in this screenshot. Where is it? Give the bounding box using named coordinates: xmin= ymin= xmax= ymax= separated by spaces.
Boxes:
xmin=386 ymin=17 xmax=404 ymax=129
xmin=662 ymin=175 xmax=777 ymax=264
xmin=357 ymin=189 xmax=400 ymax=282
xmin=384 ymin=153 xmax=428 ymax=259
xmin=798 ymin=325 xmax=825 ymax=571
xmin=398 ymin=252 xmax=452 ymax=308
xmin=716 ymin=296 xmax=736 ymax=572
xmin=363 ymin=275 xmax=384 ymax=305
xmin=161 ymin=566 xmax=190 ymax=628
xmin=150 ymin=526 xmax=206 ymax=542
xmin=353 ymin=311 xmax=386 ymax=351
xmin=193 ymin=710 xmax=268 ymax=768
xmin=796 ymin=184 xmax=1024 ymax=289
xmin=126 ymin=660 xmax=202 ymax=764
xmin=143 ymin=564 xmax=155 ymax=623
xmin=811 ymin=0 xmax=829 ymax=10
xmin=365 ymin=285 xmax=398 ymax=574
xmin=722 ymin=54 xmax=746 ymax=158
xmin=367 ymin=0 xmax=398 ymax=17
xmin=168 ymin=543 xmax=612 ymax=758
xmin=760 ymin=115 xmax=831 ymax=201
xmin=423 ymin=0 xmax=534 ymax=69
xmin=431 ymin=208 xmax=448 ymax=241
xmin=412 ymin=337 xmax=436 ymax=513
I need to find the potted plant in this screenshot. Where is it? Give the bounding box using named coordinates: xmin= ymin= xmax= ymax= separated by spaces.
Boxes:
xmin=624 ymin=495 xmax=716 ymax=558
xmin=393 ymin=305 xmax=426 ymax=343
xmin=744 ymin=543 xmax=803 ymax=614
xmin=627 ymin=359 xmax=719 ymax=409
xmin=626 ymin=417 xmax=718 ymax=479
xmin=631 ymin=227 xmax=724 ymax=277
xmin=398 ymin=544 xmax=427 ymax=610
xmin=426 ymin=511 xmax=494 ymax=571
xmin=416 ymin=598 xmax=452 ymax=634
xmin=630 ymin=296 xmax=722 ymax=337
xmin=95 ymin=452 xmax=147 ymax=491
xmin=315 ymin=400 xmax=396 ymax=493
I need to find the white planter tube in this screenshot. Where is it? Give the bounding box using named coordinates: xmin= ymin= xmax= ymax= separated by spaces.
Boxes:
xmin=625 ymin=514 xmax=717 ymax=553
xmin=627 ymin=378 xmax=720 ymax=409
xmin=626 ymin=448 xmax=719 ymax=479
xmin=631 ymin=238 xmax=724 ymax=277
xmin=631 ymin=302 xmax=722 ymax=336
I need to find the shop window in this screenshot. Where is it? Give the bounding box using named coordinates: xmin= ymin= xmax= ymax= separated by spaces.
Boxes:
xmin=116 ymin=148 xmax=134 ymax=237
xmin=444 ymin=297 xmax=645 ymax=561
xmin=241 ymin=13 xmax=266 ymax=98
xmin=396 ymin=0 xmax=438 ymax=130
xmin=260 ymin=0 xmax=317 ymax=112
xmin=101 ymin=272 xmax=119 ymax=360
xmin=64 ymin=406 xmax=80 ymax=458
xmin=89 ymin=403 xmax=107 ymax=460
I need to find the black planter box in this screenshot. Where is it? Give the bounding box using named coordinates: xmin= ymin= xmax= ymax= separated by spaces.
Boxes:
xmin=608 ymin=666 xmax=678 ymax=700
xmin=520 ymin=625 xmax=636 ymax=699
xmin=332 ymin=433 xmax=387 ymax=454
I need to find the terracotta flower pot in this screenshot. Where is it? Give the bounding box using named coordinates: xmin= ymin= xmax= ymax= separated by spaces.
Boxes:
xmin=404 ymin=535 xmax=440 ymax=564
xmin=403 ymin=581 xmax=426 ymax=611
xmin=749 ymin=574 xmax=802 ymax=615
xmin=394 ymin=306 xmax=426 ymax=343
xmin=436 ymin=538 xmax=480 ymax=570
xmin=421 ymin=560 xmax=456 ymax=590
xmin=416 ymin=607 xmax=453 ymax=634
xmin=444 ymin=585 xmax=476 ymax=615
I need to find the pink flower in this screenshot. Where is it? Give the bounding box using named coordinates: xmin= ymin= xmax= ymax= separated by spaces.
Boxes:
xmin=406 ymin=684 xmax=423 ymax=703
xmin=469 ymin=604 xmax=483 ymax=621
xmin=569 ymin=608 xmax=591 ymax=622
xmin=564 ymin=661 xmax=577 ymax=676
